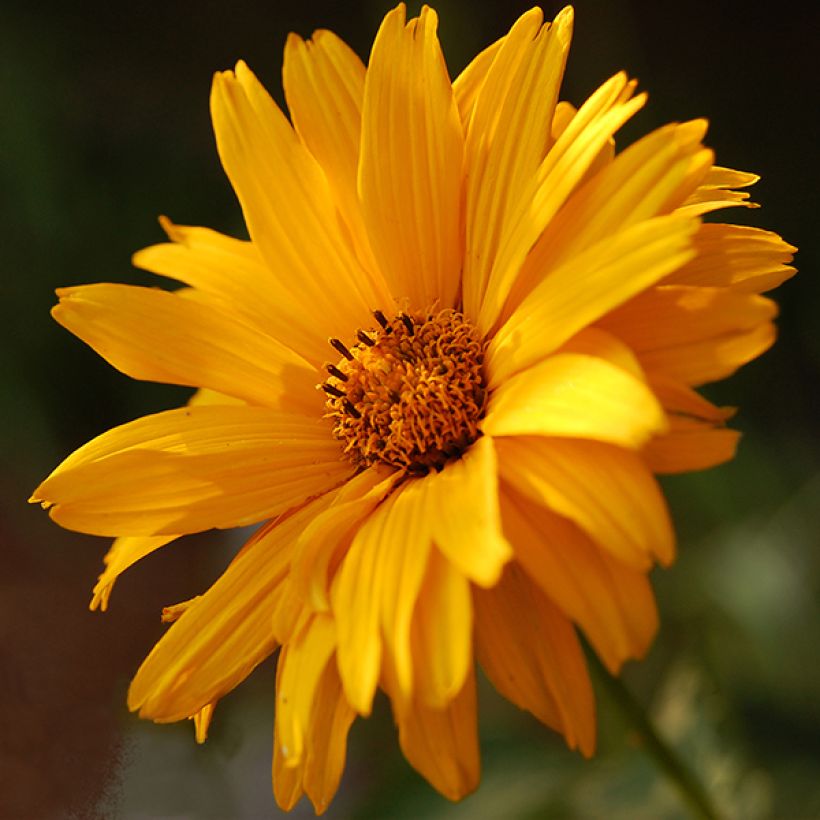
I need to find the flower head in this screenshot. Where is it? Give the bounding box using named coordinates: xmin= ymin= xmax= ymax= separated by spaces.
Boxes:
xmin=32 ymin=3 xmax=795 ymax=813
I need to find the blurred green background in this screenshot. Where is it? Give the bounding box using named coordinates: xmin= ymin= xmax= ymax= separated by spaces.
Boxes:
xmin=1 ymin=0 xmax=817 ymax=817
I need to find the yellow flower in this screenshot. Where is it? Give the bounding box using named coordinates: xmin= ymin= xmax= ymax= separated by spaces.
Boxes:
xmin=32 ymin=4 xmax=795 ymax=813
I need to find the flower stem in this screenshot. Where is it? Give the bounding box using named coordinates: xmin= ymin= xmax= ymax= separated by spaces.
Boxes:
xmin=589 ymin=652 xmax=723 ymax=820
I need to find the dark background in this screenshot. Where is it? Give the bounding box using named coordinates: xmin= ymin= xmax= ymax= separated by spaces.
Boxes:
xmin=2 ymin=1 xmax=818 ymax=817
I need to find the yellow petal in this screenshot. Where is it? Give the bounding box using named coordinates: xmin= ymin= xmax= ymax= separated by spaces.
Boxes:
xmin=301 ymin=658 xmax=357 ymax=814
xmin=134 ymin=220 xmax=333 ymax=367
xmin=377 ymin=483 xmax=436 ymax=703
xmin=556 ymin=326 xmax=644 ymax=378
xmin=410 ymin=547 xmax=473 ymax=709
xmin=501 ymin=120 xmax=712 ymax=322
xmin=496 ymin=436 xmax=675 ymax=568
xmin=500 ymin=486 xmax=658 ymax=673
xmin=128 ymin=493 xmax=334 ymax=721
xmin=550 ymin=100 xmax=615 ymax=183
xmin=276 ymin=615 xmax=337 ymax=770
xmin=644 ymin=421 xmax=741 ymax=474
xmin=599 ymin=285 xmax=778 ymax=386
xmin=474 ymin=562 xmax=596 ymax=756
xmin=358 ymin=5 xmax=464 ymax=310
xmin=192 ymin=701 xmax=216 ymax=744
xmin=210 ymin=63 xmax=387 ymax=341
xmin=272 ymin=635 xmax=356 ymax=815
xmin=32 ymin=405 xmax=351 ymax=536
xmin=331 ymin=481 xmax=432 ymax=715
xmin=452 ymin=36 xmax=503 ymax=125
xmin=462 ymin=7 xmax=573 ymax=322
xmin=89 ymin=534 xmax=179 ymax=612
xmin=52 ymin=284 xmax=319 ymax=414
xmin=416 ymin=435 xmax=512 ymax=587
xmin=482 ymin=351 xmax=666 ymax=448
xmin=477 ymin=71 xmax=651 ymax=333
xmin=283 ymin=29 xmax=381 ymax=280
xmin=664 ymin=223 xmax=797 ymax=294
xmin=678 ymin=164 xmax=759 ymax=216
xmin=291 ymin=463 xmax=401 ymax=612
xmin=187 ymin=387 xmax=245 ymax=407
xmin=390 ymin=666 xmax=480 ymax=802
xmin=487 ymin=214 xmax=699 ymax=388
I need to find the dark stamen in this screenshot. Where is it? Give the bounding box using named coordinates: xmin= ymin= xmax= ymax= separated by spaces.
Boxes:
xmin=329 ymin=337 xmax=354 ymax=361
xmin=342 ymin=399 xmax=361 ymax=419
xmin=357 ymin=330 xmax=376 ymax=347
xmin=326 ymin=363 xmax=348 ymax=382
xmin=321 ymin=382 xmax=345 ymax=398
xmin=399 ymin=313 xmax=414 ymax=335
xmin=373 ymin=310 xmax=389 ymax=329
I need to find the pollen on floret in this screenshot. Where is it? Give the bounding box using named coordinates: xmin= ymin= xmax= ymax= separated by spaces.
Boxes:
xmin=322 ymin=309 xmax=487 ymax=475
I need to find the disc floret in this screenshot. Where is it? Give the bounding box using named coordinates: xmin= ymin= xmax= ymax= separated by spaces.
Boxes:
xmin=323 ymin=309 xmax=486 ymax=474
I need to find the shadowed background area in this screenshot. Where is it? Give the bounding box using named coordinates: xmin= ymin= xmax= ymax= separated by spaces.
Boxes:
xmin=1 ymin=0 xmax=818 ymax=817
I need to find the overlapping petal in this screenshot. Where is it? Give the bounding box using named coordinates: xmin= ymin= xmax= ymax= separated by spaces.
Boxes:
xmin=496 ymin=436 xmax=675 ymax=568
xmin=487 ymin=213 xmax=699 ymax=387
xmin=128 ymin=493 xmax=336 ymax=722
xmin=461 ymin=6 xmax=573 ymax=323
xmin=500 ymin=486 xmax=659 ymax=672
xmin=211 ymin=61 xmax=389 ymax=343
xmin=598 ymin=284 xmax=778 ymax=385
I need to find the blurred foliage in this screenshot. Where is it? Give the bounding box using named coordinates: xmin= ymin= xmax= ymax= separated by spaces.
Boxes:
xmin=1 ymin=0 xmax=818 ymax=818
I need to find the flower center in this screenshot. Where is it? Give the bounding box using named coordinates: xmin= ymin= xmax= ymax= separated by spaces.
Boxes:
xmin=322 ymin=308 xmax=487 ymax=475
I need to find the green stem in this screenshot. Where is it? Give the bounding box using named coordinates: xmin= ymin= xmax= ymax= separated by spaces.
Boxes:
xmin=589 ymin=652 xmax=722 ymax=820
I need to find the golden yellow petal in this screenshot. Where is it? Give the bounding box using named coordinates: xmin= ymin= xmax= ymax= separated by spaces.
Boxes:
xmin=677 ymin=165 xmax=759 ymax=216
xmin=358 ymin=5 xmax=463 ymax=309
xmin=556 ymin=327 xmax=644 ymax=377
xmin=89 ymin=534 xmax=179 ymax=612
xmin=276 ymin=614 xmax=337 ymax=770
xmin=283 ymin=29 xmax=382 ymax=281
xmin=52 ymin=284 xmax=319 ymax=414
xmin=500 ymin=486 xmax=658 ymax=673
xmin=648 ymin=373 xmax=736 ymax=423
xmin=664 ymin=223 xmax=797 ymax=294
xmin=474 ymin=562 xmax=596 ymax=756
xmin=644 ymin=421 xmax=741 ymax=474
xmin=192 ymin=701 xmax=216 ymax=744
xmin=501 ymin=120 xmax=712 ymax=322
xmin=477 ymin=71 xmax=651 ymax=333
xmin=291 ymin=464 xmax=400 ymax=612
xmin=376 ymin=482 xmax=435 ymax=703
xmin=331 ymin=482 xmax=431 ymax=716
xmin=187 ymin=387 xmax=245 ymax=407
xmin=134 ymin=220 xmax=334 ymax=367
xmin=416 ymin=435 xmax=512 ymax=588
xmin=128 ymin=494 xmax=334 ymax=722
xmin=389 ymin=666 xmax=480 ymax=802
xmin=496 ymin=436 xmax=675 ymax=568
xmin=409 ymin=547 xmax=473 ymax=710
xmin=452 ymin=36 xmax=503 ymax=125
xmin=487 ymin=213 xmax=699 ymax=388
xmin=462 ymin=7 xmax=572 ymax=322
xmin=210 ymin=63 xmax=386 ymax=340
xmin=300 ymin=656 xmax=357 ymax=814
xmin=32 ymin=405 xmax=351 ymax=536
xmin=482 ymin=351 xmax=666 ymax=448
xmin=599 ymin=285 xmax=778 ymax=386
xmin=550 ymin=100 xmax=615 ymax=182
